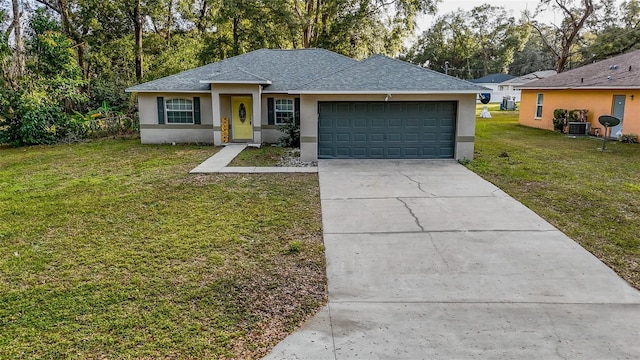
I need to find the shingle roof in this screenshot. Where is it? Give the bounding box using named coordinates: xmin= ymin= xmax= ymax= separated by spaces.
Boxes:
xmin=293 ymin=55 xmax=485 ymax=93
xmin=200 ymin=68 xmax=271 ymax=84
xmin=500 ymin=70 xmax=557 ymax=86
xmin=521 ymin=49 xmax=640 ymax=89
xmin=469 ymin=73 xmax=515 ymax=84
xmin=126 ymin=49 xmax=487 ymax=93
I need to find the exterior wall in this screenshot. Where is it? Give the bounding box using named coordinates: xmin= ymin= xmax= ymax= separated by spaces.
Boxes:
xmin=260 ymin=93 xmax=298 ymax=143
xmin=138 ymin=92 xmax=214 ymax=144
xmin=210 ymin=84 xmax=262 ymax=145
xmin=298 ymin=93 xmax=477 ymax=162
xmin=519 ymin=89 xmax=640 ymax=136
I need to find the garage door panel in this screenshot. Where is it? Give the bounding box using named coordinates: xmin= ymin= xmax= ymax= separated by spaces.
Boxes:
xmin=387 ymin=133 xmax=402 ymax=142
xmin=388 ymin=118 xmax=402 ymax=127
xmin=353 ymin=118 xmax=367 ymax=127
xmin=405 ymin=133 xmax=419 ymax=142
xmin=318 ymin=101 xmax=456 ymax=159
xmin=336 ymin=133 xmax=350 ymax=142
xmin=353 ymin=133 xmax=367 ymax=142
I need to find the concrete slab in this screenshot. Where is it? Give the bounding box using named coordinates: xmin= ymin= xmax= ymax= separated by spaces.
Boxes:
xmin=189 ymin=144 xmax=246 ymax=173
xmin=262 ymin=306 xmax=334 ymax=360
xmin=325 ymin=231 xmax=640 ymax=303
xmin=322 ymin=196 xmax=556 ymax=234
xmin=263 ymin=160 xmax=640 ymax=360
xmin=328 ymin=302 xmax=640 ymax=359
xmin=319 ymin=173 xmax=503 ymax=199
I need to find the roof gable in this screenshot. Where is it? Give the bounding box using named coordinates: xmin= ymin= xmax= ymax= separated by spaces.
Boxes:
xmin=522 ymin=49 xmax=640 ymax=89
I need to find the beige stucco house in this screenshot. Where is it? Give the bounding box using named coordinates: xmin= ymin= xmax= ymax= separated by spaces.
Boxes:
xmin=126 ymin=48 xmax=487 ymax=161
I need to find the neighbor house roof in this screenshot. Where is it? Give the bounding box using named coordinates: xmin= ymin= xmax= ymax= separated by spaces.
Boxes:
xmin=520 ymin=49 xmax=640 ymax=89
xmin=500 ymin=70 xmax=557 ymax=87
xmin=469 ymin=73 xmax=515 ymax=84
xmin=126 ymin=49 xmax=488 ymax=94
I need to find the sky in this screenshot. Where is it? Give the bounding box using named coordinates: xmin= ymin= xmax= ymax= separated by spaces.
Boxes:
xmin=416 ymin=0 xmax=557 ymax=32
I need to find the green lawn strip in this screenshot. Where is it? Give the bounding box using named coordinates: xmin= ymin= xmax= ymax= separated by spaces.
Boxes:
xmin=227 ymin=146 xmax=291 ymax=167
xmin=468 ymin=110 xmax=640 ymax=289
xmin=0 ymin=139 xmax=325 ymax=359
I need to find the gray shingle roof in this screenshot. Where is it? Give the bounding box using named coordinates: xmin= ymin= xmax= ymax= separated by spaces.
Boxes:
xmin=126 ymin=48 xmax=357 ymax=92
xmin=294 ymin=55 xmax=487 ymax=93
xmin=521 ymin=49 xmax=640 ymax=89
xmin=200 ymin=68 xmax=271 ymax=84
xmin=469 ymin=73 xmax=515 ymax=84
xmin=500 ymin=70 xmax=557 ymax=86
xmin=126 ymin=49 xmax=487 ymax=93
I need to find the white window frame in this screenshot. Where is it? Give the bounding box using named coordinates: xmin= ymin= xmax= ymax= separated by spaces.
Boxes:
xmin=165 ymin=98 xmax=194 ymax=124
xmin=535 ymin=93 xmax=544 ymax=119
xmin=274 ymin=99 xmax=295 ymax=125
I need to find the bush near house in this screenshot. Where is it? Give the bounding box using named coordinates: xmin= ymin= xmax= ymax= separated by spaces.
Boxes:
xmin=552 ymin=108 xmax=588 ymax=133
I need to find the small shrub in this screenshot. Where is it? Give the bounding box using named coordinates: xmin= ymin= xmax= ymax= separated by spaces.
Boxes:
xmin=553 ymin=109 xmax=567 ymax=133
xmin=619 ymin=134 xmax=638 ymax=143
xmin=277 ymin=115 xmax=300 ymax=148
xmin=568 ymin=109 xmax=588 ymax=122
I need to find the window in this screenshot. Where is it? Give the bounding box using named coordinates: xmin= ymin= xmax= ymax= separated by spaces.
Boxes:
xmin=275 ymin=99 xmax=294 ymax=125
xmin=535 ymin=93 xmax=544 ymax=118
xmin=166 ymin=98 xmax=194 ymax=124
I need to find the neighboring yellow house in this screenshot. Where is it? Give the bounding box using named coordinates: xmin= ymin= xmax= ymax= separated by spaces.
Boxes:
xmin=519 ymin=49 xmax=640 ymax=138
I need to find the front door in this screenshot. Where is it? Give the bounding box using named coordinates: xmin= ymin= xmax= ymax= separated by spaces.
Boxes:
xmin=611 ymin=95 xmax=626 ymax=137
xmin=231 ymin=96 xmax=253 ymax=141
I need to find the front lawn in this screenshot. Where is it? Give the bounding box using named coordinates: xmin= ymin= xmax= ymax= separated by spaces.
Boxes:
xmin=0 ymin=140 xmax=325 ymax=359
xmin=228 ymin=146 xmax=291 ymax=167
xmin=467 ymin=110 xmax=640 ymax=289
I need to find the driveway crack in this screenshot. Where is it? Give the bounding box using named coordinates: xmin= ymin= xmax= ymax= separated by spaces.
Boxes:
xmin=400 ymin=172 xmax=434 ymax=196
xmin=397 ymin=198 xmax=425 ymax=232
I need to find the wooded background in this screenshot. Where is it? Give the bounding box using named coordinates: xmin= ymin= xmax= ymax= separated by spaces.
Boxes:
xmin=1 ymin=0 xmax=639 ymax=145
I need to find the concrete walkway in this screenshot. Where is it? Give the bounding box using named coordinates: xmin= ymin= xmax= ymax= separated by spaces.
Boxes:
xmin=264 ymin=159 xmax=640 ymax=359
xmin=189 ymin=144 xmax=317 ymax=173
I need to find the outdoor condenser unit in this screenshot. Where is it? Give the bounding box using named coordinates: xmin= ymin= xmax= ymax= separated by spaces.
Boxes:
xmin=568 ymin=122 xmax=591 ymax=136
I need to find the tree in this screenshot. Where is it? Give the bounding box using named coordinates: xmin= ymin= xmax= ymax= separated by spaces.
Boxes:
xmin=580 ymin=0 xmax=640 ymax=61
xmin=403 ymin=5 xmax=529 ymax=78
xmin=10 ymin=0 xmax=24 ymax=80
xmin=509 ymin=28 xmax=557 ymax=75
xmin=530 ymin=0 xmax=595 ymax=72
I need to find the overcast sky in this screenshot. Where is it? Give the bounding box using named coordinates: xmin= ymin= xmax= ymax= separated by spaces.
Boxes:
xmin=416 ymin=0 xmax=557 ymax=32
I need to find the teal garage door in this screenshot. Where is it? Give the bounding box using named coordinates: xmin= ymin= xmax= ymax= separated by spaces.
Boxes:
xmin=318 ymin=101 xmax=457 ymax=159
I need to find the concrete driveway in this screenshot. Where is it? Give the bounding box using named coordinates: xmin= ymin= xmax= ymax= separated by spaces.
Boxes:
xmin=264 ymin=160 xmax=640 ymax=359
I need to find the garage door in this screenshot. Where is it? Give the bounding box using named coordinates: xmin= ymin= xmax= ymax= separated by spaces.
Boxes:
xmin=318 ymin=101 xmax=457 ymax=159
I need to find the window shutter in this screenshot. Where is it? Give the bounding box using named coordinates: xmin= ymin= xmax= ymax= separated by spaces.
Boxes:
xmin=157 ymin=97 xmax=165 ymax=124
xmin=193 ymin=97 xmax=201 ymax=124
xmin=267 ymin=97 xmax=274 ymax=125
xmin=294 ymin=97 xmax=300 ymax=125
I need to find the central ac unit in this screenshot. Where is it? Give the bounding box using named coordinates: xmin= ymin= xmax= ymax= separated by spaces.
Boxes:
xmin=568 ymin=122 xmax=590 ymax=136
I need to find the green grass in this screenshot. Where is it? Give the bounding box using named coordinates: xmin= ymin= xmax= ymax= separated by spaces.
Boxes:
xmin=228 ymin=146 xmax=291 ymax=167
xmin=467 ymin=108 xmax=640 ymax=289
xmin=0 ymin=139 xmax=325 ymax=359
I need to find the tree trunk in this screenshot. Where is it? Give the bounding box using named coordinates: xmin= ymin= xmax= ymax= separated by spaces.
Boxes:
xmin=134 ymin=0 xmax=143 ymax=82
xmin=232 ymin=17 xmax=239 ymax=55
xmin=11 ymin=0 xmax=24 ymax=79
